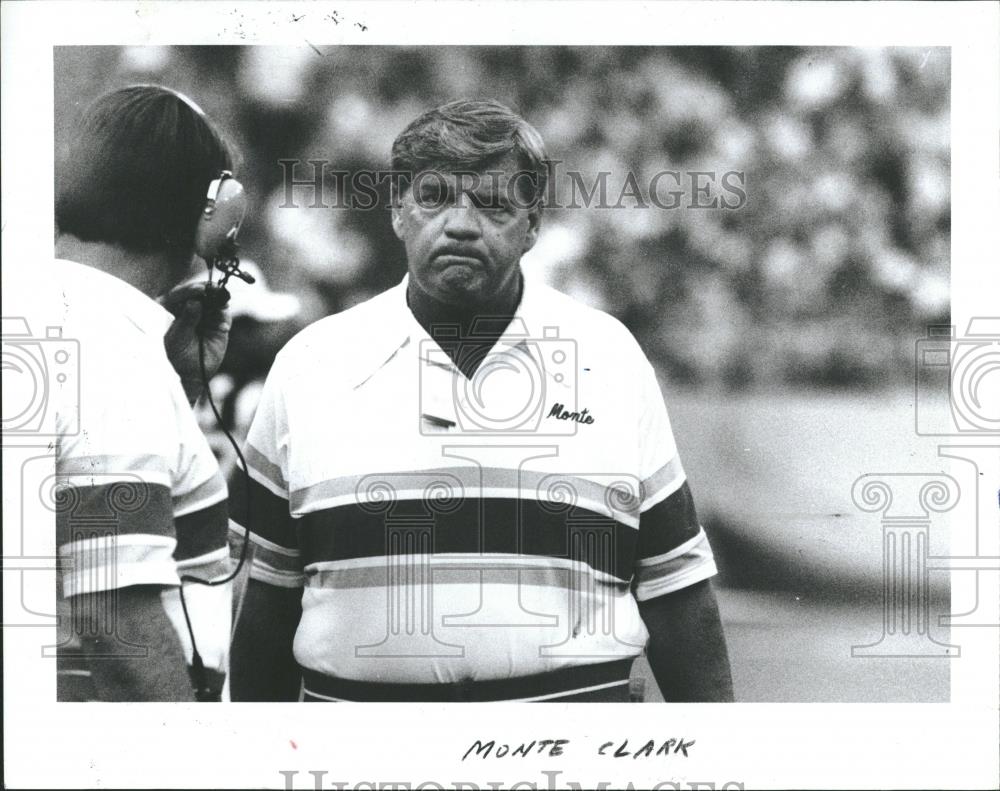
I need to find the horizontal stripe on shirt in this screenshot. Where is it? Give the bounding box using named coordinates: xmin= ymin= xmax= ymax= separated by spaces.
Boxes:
xmin=172 ymin=472 xmax=227 ymax=518
xmin=230 ymin=475 xmax=705 ymax=590
xmin=229 ymin=522 xmax=304 ymax=587
xmin=300 ymin=658 xmax=634 ymax=702
xmin=305 ymin=553 xmax=630 ymax=591
xmin=633 ymin=528 xmax=717 ymax=601
xmin=640 ymin=456 xmax=687 ymax=510
xmin=228 ymin=471 xmax=294 ymax=549
xmin=58 ymin=535 xmax=179 ymax=595
xmin=55 ymin=481 xmax=175 ymax=547
xmin=249 ymin=560 xmax=306 ymax=588
xmin=174 ymin=499 xmax=229 ymax=561
xmin=297 ymin=497 xmax=640 ymax=582
xmin=176 ymin=546 xmax=235 ymax=582
xmin=244 ymin=442 xmax=289 ymax=494
xmin=303 ymin=680 xmax=631 ymax=702
xmin=290 ymin=467 xmax=649 ymax=527
xmin=635 ymin=480 xmax=701 ymax=559
xmin=56 ymin=454 xmax=171 ymax=487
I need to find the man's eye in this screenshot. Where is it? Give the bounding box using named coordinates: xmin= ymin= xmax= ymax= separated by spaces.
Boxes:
xmin=471 ymin=194 xmax=510 ymax=213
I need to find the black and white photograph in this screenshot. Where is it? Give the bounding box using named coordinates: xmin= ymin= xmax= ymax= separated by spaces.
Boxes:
xmin=2 ymin=2 xmax=998 ymax=790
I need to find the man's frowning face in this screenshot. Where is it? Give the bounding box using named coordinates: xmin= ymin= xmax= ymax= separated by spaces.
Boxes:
xmin=392 ymin=153 xmax=541 ymax=308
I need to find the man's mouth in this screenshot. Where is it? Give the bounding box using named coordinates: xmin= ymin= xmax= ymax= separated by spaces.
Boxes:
xmin=434 ymin=251 xmax=485 ymax=267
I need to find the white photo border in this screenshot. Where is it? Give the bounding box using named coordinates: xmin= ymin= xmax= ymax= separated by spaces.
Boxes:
xmin=2 ymin=2 xmax=998 ymax=789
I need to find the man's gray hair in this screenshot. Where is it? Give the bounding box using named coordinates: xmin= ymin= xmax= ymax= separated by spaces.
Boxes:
xmin=391 ymin=99 xmax=549 ymax=206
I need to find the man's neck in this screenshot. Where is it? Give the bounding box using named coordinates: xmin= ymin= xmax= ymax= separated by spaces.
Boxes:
xmin=407 ymin=270 xmax=524 ymax=378
xmin=407 ymin=269 xmax=523 ymax=340
xmin=55 ymin=234 xmax=181 ymax=299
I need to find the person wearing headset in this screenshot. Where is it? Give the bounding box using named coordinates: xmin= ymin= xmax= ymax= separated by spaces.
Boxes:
xmin=10 ymin=85 xmax=240 ymax=700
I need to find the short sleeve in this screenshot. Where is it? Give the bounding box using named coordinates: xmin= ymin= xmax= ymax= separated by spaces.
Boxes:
xmin=55 ymin=342 xmax=183 ymax=596
xmin=229 ymin=356 xmax=304 ymax=588
xmin=631 ymin=355 xmax=717 ymax=601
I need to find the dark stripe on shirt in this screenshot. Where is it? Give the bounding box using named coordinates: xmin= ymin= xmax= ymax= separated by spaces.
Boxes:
xmin=228 ymin=468 xmax=295 ymax=550
xmin=174 ymin=499 xmax=229 ymax=561
xmin=301 ymin=658 xmax=634 ymax=702
xmin=636 ymin=480 xmax=701 ymax=560
xmin=297 ymin=497 xmax=639 ymax=582
xmin=55 ymin=481 xmax=174 ymax=548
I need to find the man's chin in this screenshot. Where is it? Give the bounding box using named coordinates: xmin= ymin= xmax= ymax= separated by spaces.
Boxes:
xmin=434 ymin=266 xmax=489 ymax=301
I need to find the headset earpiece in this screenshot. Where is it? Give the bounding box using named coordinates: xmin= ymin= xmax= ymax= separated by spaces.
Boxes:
xmin=194 ymin=171 xmax=247 ymax=262
xmin=193 ymin=170 xmax=254 ymax=306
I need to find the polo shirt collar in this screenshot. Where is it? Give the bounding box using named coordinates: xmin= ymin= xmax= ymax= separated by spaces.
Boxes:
xmin=350 ymin=268 xmax=547 ymax=388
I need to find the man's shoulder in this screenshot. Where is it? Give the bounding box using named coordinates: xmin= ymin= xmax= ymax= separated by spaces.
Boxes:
xmin=274 ymin=284 xmax=403 ymax=374
xmin=529 ymin=280 xmax=645 ymax=361
xmin=5 ymin=258 xmax=162 ymax=363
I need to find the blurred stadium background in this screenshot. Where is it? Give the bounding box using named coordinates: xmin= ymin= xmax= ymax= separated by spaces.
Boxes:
xmin=54 ymin=45 xmax=952 ymax=702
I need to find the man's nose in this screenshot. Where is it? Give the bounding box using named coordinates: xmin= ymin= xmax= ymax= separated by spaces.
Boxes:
xmin=442 ymin=204 xmax=481 ymax=238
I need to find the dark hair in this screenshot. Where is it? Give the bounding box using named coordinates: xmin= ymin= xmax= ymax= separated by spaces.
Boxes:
xmin=391 ymin=99 xmax=549 ymax=206
xmin=56 ymin=85 xmax=235 ymax=256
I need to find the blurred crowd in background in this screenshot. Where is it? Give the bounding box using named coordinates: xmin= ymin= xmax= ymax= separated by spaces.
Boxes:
xmin=55 ymin=45 xmax=950 ymax=468
xmin=51 ymin=47 xmax=954 ymax=699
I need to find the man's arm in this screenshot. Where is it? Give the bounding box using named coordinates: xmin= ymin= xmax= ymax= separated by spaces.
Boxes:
xmin=230 ymin=578 xmax=302 ymax=701
xmin=68 ymin=585 xmax=195 ymax=701
xmin=630 ymin=350 xmax=733 ymax=702
xmin=638 ymin=579 xmax=734 ymax=702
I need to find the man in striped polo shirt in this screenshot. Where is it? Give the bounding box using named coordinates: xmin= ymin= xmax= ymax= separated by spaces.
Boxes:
xmin=7 ymin=86 xmax=237 ymax=700
xmin=230 ymin=100 xmax=733 ymax=702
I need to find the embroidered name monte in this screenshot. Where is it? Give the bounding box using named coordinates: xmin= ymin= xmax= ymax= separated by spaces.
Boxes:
xmin=547 ymin=403 xmax=595 ymax=424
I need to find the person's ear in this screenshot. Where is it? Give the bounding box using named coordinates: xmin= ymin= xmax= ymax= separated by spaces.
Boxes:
xmin=390 ymin=185 xmax=406 ymax=240
xmin=522 ymin=206 xmax=542 ymax=254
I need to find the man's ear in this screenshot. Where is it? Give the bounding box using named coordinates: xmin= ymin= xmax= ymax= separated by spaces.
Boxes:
xmin=522 ymin=206 xmax=542 ymax=254
xmin=391 ymin=204 xmax=405 ymax=240
xmin=390 ymin=186 xmax=406 ymax=240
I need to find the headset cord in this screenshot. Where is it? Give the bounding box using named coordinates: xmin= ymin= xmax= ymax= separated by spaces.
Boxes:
xmin=177 ymin=298 xmax=253 ymax=702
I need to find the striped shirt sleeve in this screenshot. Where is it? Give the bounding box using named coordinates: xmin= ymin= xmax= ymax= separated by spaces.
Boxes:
xmin=229 ymin=357 xmax=304 ymax=588
xmin=55 ymin=334 xmax=233 ymax=596
xmin=632 ymin=356 xmax=717 ymax=601
xmin=55 ymin=353 xmax=182 ymax=596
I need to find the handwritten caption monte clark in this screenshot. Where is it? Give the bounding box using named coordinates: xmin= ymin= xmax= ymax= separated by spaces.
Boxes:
xmin=462 ymin=738 xmax=696 ymax=761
